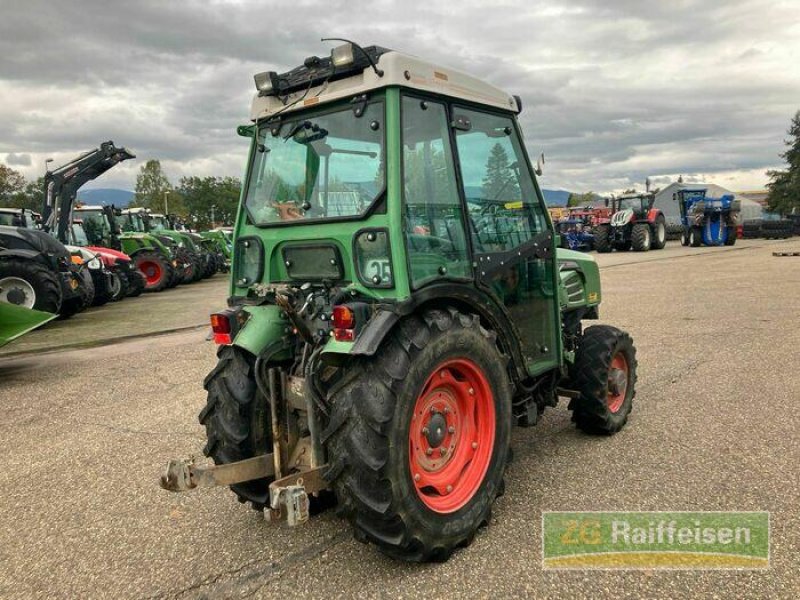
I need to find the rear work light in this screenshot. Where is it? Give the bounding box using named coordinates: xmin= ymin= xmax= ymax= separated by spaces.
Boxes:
xmin=332 ymin=305 xmax=356 ymax=342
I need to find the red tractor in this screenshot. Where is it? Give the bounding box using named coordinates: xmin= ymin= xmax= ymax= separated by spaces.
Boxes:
xmin=593 ymin=192 xmax=666 ymax=252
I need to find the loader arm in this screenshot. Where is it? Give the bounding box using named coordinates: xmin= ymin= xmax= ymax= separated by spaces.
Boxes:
xmin=40 ymin=141 xmax=135 ymax=244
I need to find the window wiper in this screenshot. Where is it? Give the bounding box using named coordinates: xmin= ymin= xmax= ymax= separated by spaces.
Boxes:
xmin=283 ymin=120 xmax=329 ymax=144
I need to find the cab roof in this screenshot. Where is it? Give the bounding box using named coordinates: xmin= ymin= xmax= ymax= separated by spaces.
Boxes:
xmin=250 ymin=49 xmax=519 ymax=122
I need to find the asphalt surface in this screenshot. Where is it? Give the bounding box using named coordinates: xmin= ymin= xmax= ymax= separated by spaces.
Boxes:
xmin=0 ymin=239 xmax=798 ymax=599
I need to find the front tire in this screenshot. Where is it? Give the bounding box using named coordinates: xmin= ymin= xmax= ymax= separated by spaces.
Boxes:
xmin=593 ymin=225 xmax=612 ymax=253
xmin=689 ymin=226 xmax=702 ymax=247
xmin=568 ymin=325 xmax=637 ymax=435
xmin=323 ymin=308 xmax=512 ymax=562
xmin=631 ymin=223 xmax=651 ymax=251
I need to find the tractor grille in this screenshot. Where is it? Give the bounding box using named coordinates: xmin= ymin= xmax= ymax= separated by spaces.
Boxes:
xmin=563 ymin=273 xmax=584 ymax=304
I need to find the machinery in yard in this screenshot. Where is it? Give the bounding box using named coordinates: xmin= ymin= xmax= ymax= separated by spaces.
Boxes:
xmin=0 ymin=215 xmax=87 ymax=318
xmin=674 ymin=188 xmax=740 ymax=247
xmin=40 ymin=142 xmax=145 ymax=303
xmin=0 ymin=302 xmax=56 ymax=348
xmin=557 ymin=216 xmax=594 ymax=251
xmin=199 ymin=229 xmax=232 ymax=272
xmin=593 ymin=192 xmax=667 ymax=252
xmin=112 ymin=208 xmax=183 ymax=290
xmin=160 ymin=42 xmax=638 ymax=562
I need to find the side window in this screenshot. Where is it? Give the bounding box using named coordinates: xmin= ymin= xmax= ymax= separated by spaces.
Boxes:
xmin=453 ymin=109 xmax=548 ymax=253
xmin=402 ymin=96 xmax=471 ymax=288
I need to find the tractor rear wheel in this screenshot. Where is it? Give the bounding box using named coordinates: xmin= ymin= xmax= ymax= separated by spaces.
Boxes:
xmin=135 ymin=252 xmax=172 ymax=292
xmin=199 ymin=346 xmax=273 ymax=509
xmin=689 ymin=226 xmax=702 ymax=247
xmin=0 ymin=259 xmax=62 ymax=314
xmin=593 ymin=225 xmax=612 ymax=253
xmin=323 ymin=308 xmax=512 ymax=562
xmin=631 ymin=223 xmax=651 ymax=251
xmin=650 ymin=217 xmax=667 ymax=250
xmin=568 ymin=325 xmax=637 ymax=435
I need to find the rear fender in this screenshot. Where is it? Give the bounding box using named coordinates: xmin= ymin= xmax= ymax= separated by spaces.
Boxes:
xmin=229 ymin=304 xmax=290 ymax=359
xmin=0 ymin=248 xmax=42 ymax=261
xmin=646 ymin=208 xmax=663 ymax=223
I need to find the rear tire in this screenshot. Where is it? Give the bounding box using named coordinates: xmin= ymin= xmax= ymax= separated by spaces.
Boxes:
xmin=650 ymin=218 xmax=667 ymax=250
xmin=724 ymin=229 xmax=737 ymax=246
xmin=109 ymin=268 xmax=129 ymax=302
xmin=568 ymin=325 xmax=637 ymax=435
xmin=199 ymin=346 xmax=273 ymax=509
xmin=0 ymin=259 xmax=62 ymax=314
xmin=689 ymin=226 xmax=702 ymax=247
xmin=631 ymin=223 xmax=651 ymax=251
xmin=593 ymin=225 xmax=612 ymax=253
xmin=323 ymin=308 xmax=512 ymax=562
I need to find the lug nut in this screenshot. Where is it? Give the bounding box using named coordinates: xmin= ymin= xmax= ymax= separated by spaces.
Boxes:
xmin=422 ymin=427 xmax=429 ymax=435
xmin=443 ymin=407 xmax=450 ymax=414
xmin=414 ymin=474 xmax=420 ymax=482
xmin=468 ymin=388 xmax=475 ymax=395
xmin=430 ymin=407 xmax=438 ymax=414
xmin=440 ymin=448 xmax=447 ymax=457
xmin=446 ymin=485 xmax=453 ymax=493
xmin=448 ymin=426 xmax=455 ymax=434
xmin=472 ymin=442 xmax=478 ymax=449
xmin=426 ymin=448 xmax=433 ymax=456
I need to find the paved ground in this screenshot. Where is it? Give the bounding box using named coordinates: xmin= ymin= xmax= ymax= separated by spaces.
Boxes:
xmin=1 ymin=239 xmax=798 ymax=599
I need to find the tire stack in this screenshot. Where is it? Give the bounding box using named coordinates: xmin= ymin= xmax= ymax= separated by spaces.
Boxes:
xmin=665 ymin=223 xmax=683 ymax=241
xmin=742 ymin=220 xmax=762 ymax=239
xmin=761 ymin=220 xmax=794 ymax=240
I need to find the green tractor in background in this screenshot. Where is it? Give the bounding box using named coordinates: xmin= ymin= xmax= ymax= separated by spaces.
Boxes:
xmin=76 ymin=205 xmax=180 ymax=292
xmin=162 ymin=42 xmax=638 ymax=562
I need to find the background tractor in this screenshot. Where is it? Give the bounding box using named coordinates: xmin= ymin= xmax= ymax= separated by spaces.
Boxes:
xmin=675 ymin=188 xmax=741 ymax=247
xmin=593 ymin=192 xmax=667 ymax=252
xmin=161 ymin=42 xmax=638 ymax=562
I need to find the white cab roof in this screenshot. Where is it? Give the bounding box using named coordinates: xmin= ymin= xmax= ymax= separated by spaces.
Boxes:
xmin=250 ymin=50 xmax=518 ymax=121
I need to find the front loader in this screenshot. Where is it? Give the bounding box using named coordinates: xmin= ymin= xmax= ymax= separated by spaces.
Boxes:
xmin=161 ymin=42 xmax=638 ymax=562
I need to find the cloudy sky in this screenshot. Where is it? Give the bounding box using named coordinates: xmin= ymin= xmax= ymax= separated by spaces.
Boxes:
xmin=1 ymin=0 xmax=798 ymax=194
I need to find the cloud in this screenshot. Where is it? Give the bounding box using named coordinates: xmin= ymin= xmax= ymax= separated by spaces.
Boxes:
xmin=0 ymin=0 xmax=797 ymax=193
xmin=4 ymin=152 xmax=32 ymax=166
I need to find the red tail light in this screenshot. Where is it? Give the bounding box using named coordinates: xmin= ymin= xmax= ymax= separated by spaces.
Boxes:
xmin=332 ymin=306 xmax=355 ymax=329
xmin=210 ymin=312 xmax=233 ymax=345
xmin=332 ymin=305 xmax=356 ymax=341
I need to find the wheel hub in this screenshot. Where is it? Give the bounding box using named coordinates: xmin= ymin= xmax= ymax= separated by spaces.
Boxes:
xmin=408 ymin=359 xmax=496 ymax=514
xmin=0 ymin=276 xmax=36 ymax=308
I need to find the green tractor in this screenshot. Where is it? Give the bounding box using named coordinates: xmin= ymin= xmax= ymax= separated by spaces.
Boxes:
xmin=106 ymin=207 xmax=184 ymax=290
xmin=161 ymin=43 xmax=638 ymax=562
xmin=200 ymin=229 xmax=232 ymax=273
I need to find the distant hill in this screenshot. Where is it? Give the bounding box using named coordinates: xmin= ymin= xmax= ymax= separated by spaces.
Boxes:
xmin=76 ymin=188 xmax=135 ymax=207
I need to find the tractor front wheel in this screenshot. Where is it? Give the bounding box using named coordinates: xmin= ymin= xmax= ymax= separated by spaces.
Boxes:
xmin=135 ymin=252 xmax=172 ymax=292
xmin=568 ymin=325 xmax=637 ymax=435
xmin=593 ymin=225 xmax=612 ymax=253
xmin=0 ymin=259 xmax=62 ymax=314
xmin=631 ymin=223 xmax=652 ymax=251
xmin=323 ymin=308 xmax=512 ymax=561
xmin=689 ymin=226 xmax=702 ymax=247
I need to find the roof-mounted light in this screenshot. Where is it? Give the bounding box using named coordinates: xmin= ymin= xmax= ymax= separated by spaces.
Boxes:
xmin=254 ymin=71 xmax=279 ymax=95
xmin=330 ymin=43 xmax=355 ymax=68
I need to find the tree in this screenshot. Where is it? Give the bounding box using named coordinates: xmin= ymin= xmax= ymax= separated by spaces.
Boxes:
xmin=176 ymin=176 xmax=241 ymax=229
xmin=134 ymin=160 xmax=172 ymax=210
xmin=568 ymin=191 xmax=595 ymax=207
xmin=481 ymin=143 xmax=519 ymax=202
xmin=766 ymin=110 xmax=800 ymax=216
xmin=0 ymin=164 xmax=26 ymax=205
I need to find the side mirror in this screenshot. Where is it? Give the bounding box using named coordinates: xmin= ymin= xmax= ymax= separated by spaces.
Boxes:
xmin=534 ymin=152 xmax=545 ymax=176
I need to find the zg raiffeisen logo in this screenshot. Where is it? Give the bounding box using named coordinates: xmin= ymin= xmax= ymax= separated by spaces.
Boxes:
xmin=542 ymin=512 xmax=769 ymax=569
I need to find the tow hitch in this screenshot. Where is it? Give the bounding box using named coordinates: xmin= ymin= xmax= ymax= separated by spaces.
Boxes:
xmin=160 ymin=454 xmax=328 ymax=526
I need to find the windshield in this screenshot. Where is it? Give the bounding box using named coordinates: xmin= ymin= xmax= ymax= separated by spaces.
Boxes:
xmin=617 ymin=197 xmax=646 ymax=212
xmin=149 ymin=216 xmax=169 ymax=231
xmin=78 ymin=209 xmax=110 ymax=244
xmin=71 ymin=223 xmax=90 ymax=246
xmin=244 ymin=101 xmax=385 ymax=225
xmin=121 ymin=213 xmax=146 ymax=232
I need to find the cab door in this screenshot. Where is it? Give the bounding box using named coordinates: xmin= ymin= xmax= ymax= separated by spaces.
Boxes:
xmin=452 ymin=107 xmax=559 ymax=374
